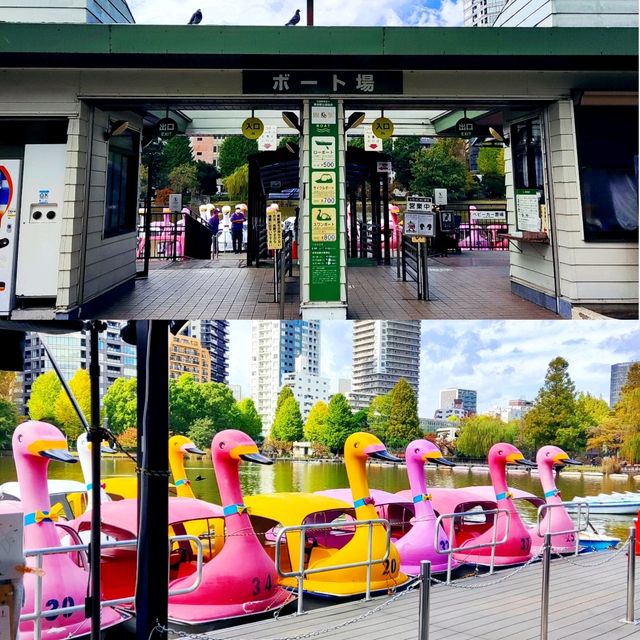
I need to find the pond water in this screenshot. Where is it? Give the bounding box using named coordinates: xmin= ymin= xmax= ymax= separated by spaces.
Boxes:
xmin=1 ymin=455 xmax=638 ymax=541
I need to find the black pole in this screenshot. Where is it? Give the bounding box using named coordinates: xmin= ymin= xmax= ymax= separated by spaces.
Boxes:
xmin=87 ymin=321 xmax=104 ymax=640
xmin=141 ymin=162 xmax=153 ymax=277
xmin=307 ymin=0 xmax=314 ymax=25
xmin=135 ymin=320 xmax=170 ymax=640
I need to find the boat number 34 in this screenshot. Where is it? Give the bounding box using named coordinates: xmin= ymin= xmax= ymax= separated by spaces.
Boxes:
xmin=251 ymin=574 xmax=273 ymax=595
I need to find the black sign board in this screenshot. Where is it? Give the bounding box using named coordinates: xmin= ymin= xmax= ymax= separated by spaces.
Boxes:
xmin=243 ymin=71 xmax=403 ymax=95
xmin=456 ymin=117 xmax=476 ymax=139
xmin=156 ymin=117 xmax=178 ymax=139
xmin=439 ymin=210 xmax=455 ymax=231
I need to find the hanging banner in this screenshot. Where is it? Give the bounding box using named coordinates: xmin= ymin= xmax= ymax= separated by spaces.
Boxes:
xmin=309 ymin=99 xmax=340 ymax=302
xmin=259 ymin=125 xmax=277 ymax=151
xmin=266 ymin=206 xmax=282 ymax=250
xmin=364 ymin=129 xmax=381 ymax=152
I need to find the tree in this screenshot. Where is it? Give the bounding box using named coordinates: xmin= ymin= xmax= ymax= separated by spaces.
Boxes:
xmin=218 ymin=136 xmax=258 ymax=178
xmin=0 ymin=371 xmax=17 ymax=400
xmin=275 ymin=386 xmax=295 ymax=414
xmin=386 ymin=378 xmax=423 ymax=449
xmin=367 ymin=393 xmax=392 ymax=442
xmin=141 ymin=137 xmax=168 ymax=192
xmin=54 ymin=369 xmax=92 ymax=442
xmin=169 ymin=373 xmax=207 ymax=434
xmin=477 ymin=147 xmax=504 ymax=176
xmin=162 ymin=136 xmax=194 ymax=174
xmin=28 ymin=371 xmax=62 ymax=424
xmin=270 ymin=396 xmax=303 ymax=442
xmin=522 ymin=357 xmax=579 ymax=452
xmin=168 ymin=163 xmax=198 ymax=195
xmin=277 ymin=134 xmax=300 ymax=150
xmin=388 ymin=137 xmax=423 ymax=189
xmin=195 ymin=161 xmax=220 ymax=195
xmin=352 ymin=409 xmax=368 ymax=431
xmin=410 ymin=139 xmax=469 ymax=202
xmin=455 ymin=415 xmax=520 ymax=458
xmin=222 ymin=163 xmax=249 ymax=201
xmin=236 ymin=397 xmax=262 ymax=440
xmin=322 ymin=393 xmax=356 ymax=453
xmin=103 ymin=377 xmax=137 ymax=435
xmin=199 ymin=382 xmax=242 ymax=432
xmin=0 ymin=397 xmax=18 ymax=449
xmin=478 ymin=172 xmax=506 ymax=199
xmin=188 ymin=417 xmax=217 ymax=450
xmin=304 ymin=401 xmax=329 ymax=442
xmin=118 ymin=426 xmax=138 ymax=450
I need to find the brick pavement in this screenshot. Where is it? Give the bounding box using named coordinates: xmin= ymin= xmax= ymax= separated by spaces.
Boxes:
xmin=92 ymin=252 xmax=558 ymax=320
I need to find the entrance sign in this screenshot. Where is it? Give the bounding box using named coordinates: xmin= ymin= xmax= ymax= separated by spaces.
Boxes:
xmin=364 ymin=129 xmax=380 ymax=152
xmin=406 ymin=195 xmax=433 ymax=212
xmin=242 ymin=117 xmax=264 ymax=139
xmin=455 ymin=118 xmax=476 ymax=139
xmin=168 ymin=193 xmax=182 ymax=213
xmin=258 ymin=125 xmax=277 ymax=151
xmin=156 ymin=117 xmax=178 ymax=139
xmin=309 ymin=99 xmax=340 ymax=302
xmin=266 ymin=207 xmax=282 ymax=250
xmin=243 ymin=71 xmax=403 ymax=95
xmin=515 ymin=189 xmax=541 ymax=232
xmin=372 ymin=117 xmax=394 ymax=139
xmin=434 ymin=188 xmax=448 ymax=205
xmin=404 ymin=212 xmax=435 ymax=237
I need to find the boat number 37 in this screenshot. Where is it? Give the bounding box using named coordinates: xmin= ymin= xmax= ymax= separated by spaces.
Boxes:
xmin=251 ymin=574 xmax=273 ymax=595
xmin=520 ymin=537 xmax=531 ymax=551
xmin=44 ymin=596 xmax=75 ymax=621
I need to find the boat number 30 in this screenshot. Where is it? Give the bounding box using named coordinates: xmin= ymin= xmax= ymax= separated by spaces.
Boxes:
xmin=44 ymin=596 xmax=75 ymax=621
xmin=251 ymin=574 xmax=273 ymax=595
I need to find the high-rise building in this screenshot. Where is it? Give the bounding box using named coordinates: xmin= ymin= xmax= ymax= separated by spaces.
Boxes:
xmin=189 ymin=135 xmax=226 ymax=168
xmin=434 ymin=398 xmax=466 ymax=420
xmin=168 ymin=334 xmax=211 ymax=383
xmin=282 ymin=371 xmax=330 ymax=422
xmin=439 ymin=388 xmax=477 ymax=416
xmin=20 ymin=321 xmax=136 ymax=414
xmin=188 ymin=320 xmax=229 ymax=382
xmin=610 ymin=362 xmax=637 ymax=407
xmin=463 ymin=0 xmax=507 ymax=26
xmin=350 ymin=320 xmax=421 ymax=410
xmin=250 ymin=320 xmax=321 ymax=433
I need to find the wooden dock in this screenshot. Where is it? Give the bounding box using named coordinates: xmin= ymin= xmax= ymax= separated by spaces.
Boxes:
xmin=185 ymin=551 xmax=638 ymax=640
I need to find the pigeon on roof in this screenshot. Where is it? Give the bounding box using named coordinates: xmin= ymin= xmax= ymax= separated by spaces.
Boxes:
xmin=188 ymin=9 xmax=202 ymax=24
xmin=285 ymin=9 xmax=301 ymax=26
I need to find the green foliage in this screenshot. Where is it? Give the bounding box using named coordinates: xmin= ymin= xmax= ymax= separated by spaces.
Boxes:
xmin=236 ymin=397 xmax=262 ymax=440
xmin=478 ymin=172 xmax=506 ymax=199
xmin=410 ymin=139 xmax=468 ymax=202
xmin=388 ymin=137 xmax=423 ymax=189
xmin=455 ymin=415 xmax=520 ymax=458
xmin=367 ymin=393 xmax=392 ymax=442
xmin=277 ymin=135 xmax=300 ymax=150
xmin=195 ymin=161 xmax=220 ymax=195
xmin=522 ymin=357 xmax=582 ymax=453
xmin=352 ymin=409 xmax=368 ymax=431
xmin=168 ymin=163 xmax=198 ymax=195
xmin=53 ymin=369 xmax=92 ymax=442
xmin=28 ymin=371 xmax=62 ymax=423
xmin=0 ymin=397 xmax=18 ymax=449
xmin=304 ymin=400 xmax=329 ymax=442
xmin=386 ymin=379 xmax=423 ymax=449
xmin=187 ymin=417 xmax=216 ymax=450
xmin=222 ymin=164 xmax=249 ymax=201
xmin=218 ymin=136 xmax=258 ymax=178
xmin=347 ymin=136 xmax=364 ymax=149
xmin=141 ymin=137 xmax=167 ymax=190
xmin=477 ymin=147 xmax=504 ymax=176
xmin=0 ymin=372 xmax=17 ymax=400
xmin=162 ymin=136 xmax=194 ymax=174
xmin=275 ymin=386 xmax=295 ymax=414
xmin=322 ymin=393 xmax=356 ymax=453
xmin=103 ymin=377 xmax=137 ymax=435
xmin=118 ymin=426 xmax=138 ymax=451
xmin=271 ymin=396 xmax=304 ymax=442
xmin=612 ymin=363 xmax=640 ymax=463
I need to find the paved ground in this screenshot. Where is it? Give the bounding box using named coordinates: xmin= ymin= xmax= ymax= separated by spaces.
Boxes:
xmin=93 ymin=251 xmax=557 ymax=320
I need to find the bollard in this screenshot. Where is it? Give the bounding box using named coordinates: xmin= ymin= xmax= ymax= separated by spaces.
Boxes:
xmin=540 ymin=532 xmax=552 ymax=640
xmin=623 ymin=524 xmax=638 ymax=624
xmin=418 ymin=560 xmax=431 ymax=640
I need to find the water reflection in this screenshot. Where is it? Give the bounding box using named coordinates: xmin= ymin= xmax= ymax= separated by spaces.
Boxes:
xmin=1 ymin=456 xmax=637 ymax=541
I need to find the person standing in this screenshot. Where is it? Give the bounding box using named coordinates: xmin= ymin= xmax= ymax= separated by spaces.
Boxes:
xmin=230 ymin=204 xmax=246 ymax=254
xmin=208 ymin=207 xmax=221 ymax=258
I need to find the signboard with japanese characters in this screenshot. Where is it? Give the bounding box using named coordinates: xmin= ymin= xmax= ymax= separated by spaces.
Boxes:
xmin=404 ymin=212 xmax=435 ymax=237
xmin=243 ymin=71 xmax=403 ymax=95
xmin=266 ymin=207 xmax=282 ymax=250
xmin=258 ymin=126 xmax=277 ymax=151
xmin=241 ymin=116 xmax=264 ymax=140
xmin=440 ymin=210 xmax=455 ymax=231
xmin=372 ymin=117 xmax=394 ymax=139
xmin=156 ymin=117 xmax=178 ymax=140
xmin=406 ymin=195 xmax=433 ymax=213
xmin=515 ymin=189 xmax=541 ymax=232
xmin=470 ymin=210 xmax=507 ymax=221
xmin=309 ymin=99 xmax=340 ymax=302
xmin=455 ymin=118 xmax=476 ymax=139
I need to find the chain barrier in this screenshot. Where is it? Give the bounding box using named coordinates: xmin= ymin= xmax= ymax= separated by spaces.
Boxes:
xmin=149 ymin=578 xmax=421 ymax=640
xmin=552 ymin=534 xmax=632 ymax=568
xmin=430 ymin=547 xmax=544 ymax=589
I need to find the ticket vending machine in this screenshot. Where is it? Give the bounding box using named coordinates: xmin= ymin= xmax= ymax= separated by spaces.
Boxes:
xmin=0 ymin=160 xmax=22 ymax=315
xmin=14 ymin=144 xmax=66 ymax=303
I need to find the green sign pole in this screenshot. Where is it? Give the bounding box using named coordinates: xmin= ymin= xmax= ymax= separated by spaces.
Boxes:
xmin=308 ymin=99 xmax=341 ymax=302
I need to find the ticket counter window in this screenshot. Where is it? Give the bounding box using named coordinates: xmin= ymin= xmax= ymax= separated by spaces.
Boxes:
xmin=575 ymin=105 xmax=638 ymax=243
xmin=511 ymin=118 xmax=544 ymax=194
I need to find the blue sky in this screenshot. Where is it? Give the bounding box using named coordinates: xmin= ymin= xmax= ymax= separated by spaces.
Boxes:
xmin=127 ymin=0 xmax=464 ymax=26
xmin=229 ymin=320 xmax=640 ymax=417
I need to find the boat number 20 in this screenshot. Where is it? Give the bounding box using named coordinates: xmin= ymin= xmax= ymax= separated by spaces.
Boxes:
xmin=44 ymin=596 xmax=75 ymax=621
xmin=382 ymin=558 xmax=397 ymax=575
xmin=251 ymin=574 xmax=273 ymax=595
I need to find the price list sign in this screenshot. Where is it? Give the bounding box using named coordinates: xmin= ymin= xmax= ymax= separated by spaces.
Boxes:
xmin=266 ymin=207 xmax=282 ymax=250
xmin=309 ymin=99 xmax=340 ymax=302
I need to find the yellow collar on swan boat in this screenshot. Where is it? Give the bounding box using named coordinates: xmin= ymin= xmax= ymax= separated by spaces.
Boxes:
xmin=24 ymin=503 xmax=65 ymax=525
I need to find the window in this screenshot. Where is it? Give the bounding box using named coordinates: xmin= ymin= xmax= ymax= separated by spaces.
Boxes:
xmin=196 ymin=152 xmax=202 ymax=156
xmin=575 ymin=105 xmax=638 ymax=243
xmin=511 ymin=118 xmax=544 ymax=193
xmin=105 ymin=129 xmax=140 ymax=238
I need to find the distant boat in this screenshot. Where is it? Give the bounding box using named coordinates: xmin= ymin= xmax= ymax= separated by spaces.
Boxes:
xmin=566 ymin=491 xmax=640 ymax=515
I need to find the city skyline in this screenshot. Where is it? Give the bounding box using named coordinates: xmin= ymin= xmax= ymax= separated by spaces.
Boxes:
xmin=228 ymin=320 xmax=640 ymax=417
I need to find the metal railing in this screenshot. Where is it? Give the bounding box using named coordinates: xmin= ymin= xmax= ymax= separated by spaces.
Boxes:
xmin=535 ymin=501 xmax=590 ymax=556
xmin=274 ymin=518 xmax=392 ymax=615
xmin=22 ymin=534 xmax=203 ymax=640
xmin=434 ymin=508 xmax=511 ymax=583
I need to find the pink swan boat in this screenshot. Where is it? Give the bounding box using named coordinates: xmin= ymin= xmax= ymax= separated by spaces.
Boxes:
xmin=430 ymin=443 xmax=536 ymax=567
xmin=167 ymin=430 xmax=293 ymax=625
xmin=13 ymin=421 xmax=127 ymax=640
